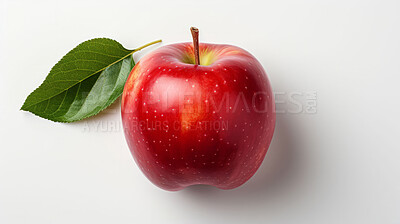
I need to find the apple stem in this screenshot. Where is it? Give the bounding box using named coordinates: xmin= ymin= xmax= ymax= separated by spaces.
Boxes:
xmin=190 ymin=27 xmax=200 ymax=65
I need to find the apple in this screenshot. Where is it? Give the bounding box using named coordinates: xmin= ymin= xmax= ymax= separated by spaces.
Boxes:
xmin=121 ymin=28 xmax=275 ymax=191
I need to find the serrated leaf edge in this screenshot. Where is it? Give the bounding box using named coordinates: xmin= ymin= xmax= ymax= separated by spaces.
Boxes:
xmin=21 ymin=39 xmax=162 ymax=122
xmin=21 ymin=38 xmax=133 ymax=110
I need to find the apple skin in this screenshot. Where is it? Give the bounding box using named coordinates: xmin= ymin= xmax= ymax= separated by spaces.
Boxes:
xmin=121 ymin=43 xmax=275 ymax=191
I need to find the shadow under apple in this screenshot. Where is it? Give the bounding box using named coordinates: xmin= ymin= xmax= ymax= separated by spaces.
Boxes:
xmin=179 ymin=114 xmax=308 ymax=205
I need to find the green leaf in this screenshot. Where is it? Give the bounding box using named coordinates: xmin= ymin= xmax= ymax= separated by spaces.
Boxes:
xmin=21 ymin=38 xmax=161 ymax=122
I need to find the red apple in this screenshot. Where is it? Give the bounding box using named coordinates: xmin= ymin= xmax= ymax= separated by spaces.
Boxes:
xmin=121 ymin=28 xmax=275 ymax=191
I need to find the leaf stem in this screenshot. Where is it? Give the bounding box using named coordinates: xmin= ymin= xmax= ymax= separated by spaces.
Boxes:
xmin=102 ymin=39 xmax=162 ymax=74
xmin=95 ymin=39 xmax=162 ymax=78
xmin=132 ymin=39 xmax=162 ymax=54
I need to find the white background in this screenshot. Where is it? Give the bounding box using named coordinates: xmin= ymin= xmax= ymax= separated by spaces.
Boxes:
xmin=1 ymin=0 xmax=400 ymax=223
